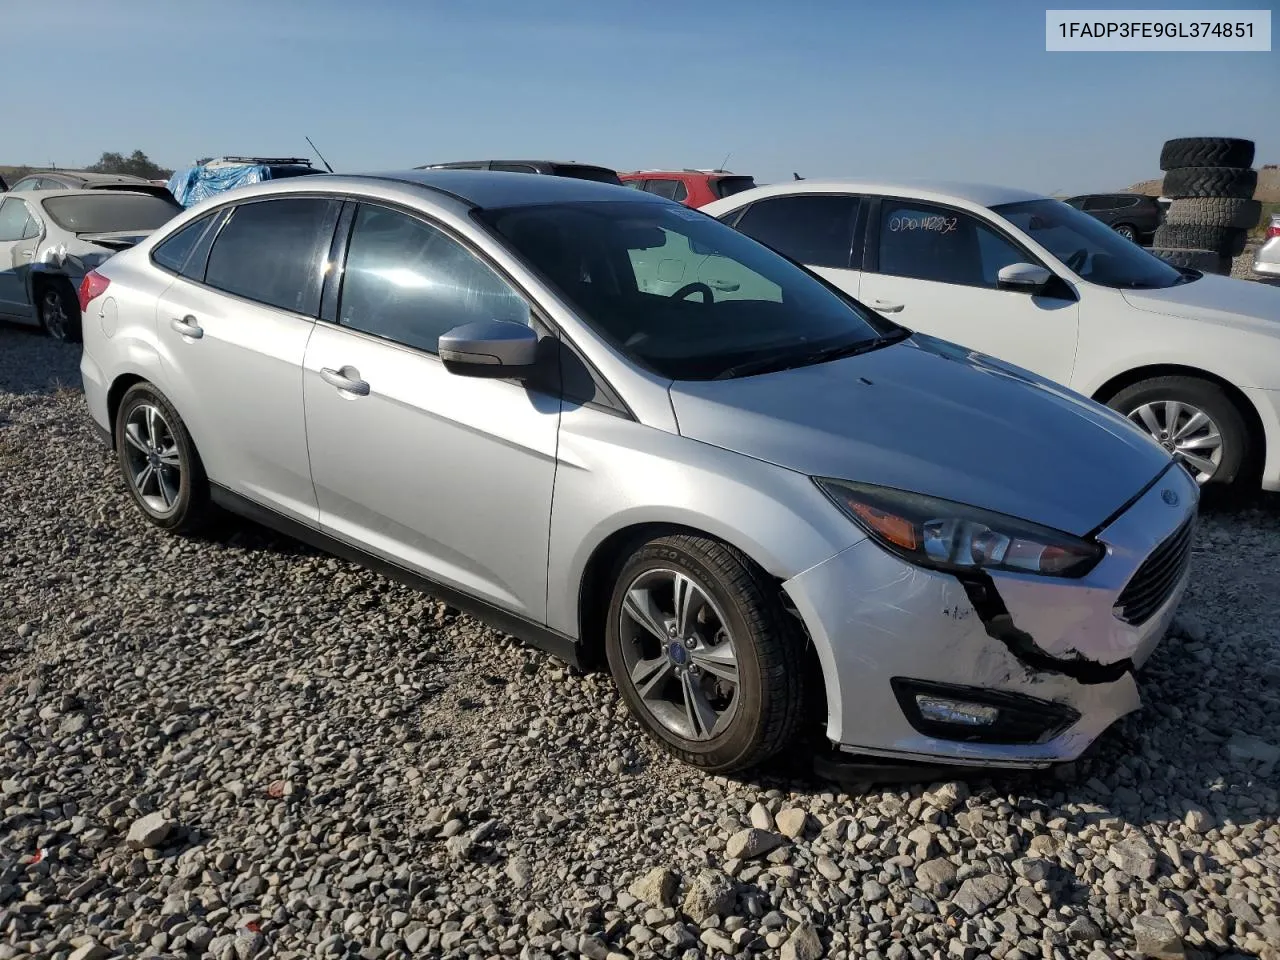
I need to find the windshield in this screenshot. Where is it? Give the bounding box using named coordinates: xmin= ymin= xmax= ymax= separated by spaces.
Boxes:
xmin=42 ymin=194 xmax=182 ymax=234
xmin=478 ymin=200 xmax=893 ymax=380
xmin=992 ymin=198 xmax=1188 ymax=290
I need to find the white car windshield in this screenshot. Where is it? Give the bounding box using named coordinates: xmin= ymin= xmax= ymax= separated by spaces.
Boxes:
xmin=480 ymin=200 xmax=899 ymax=380
xmin=992 ymin=199 xmax=1190 ymax=290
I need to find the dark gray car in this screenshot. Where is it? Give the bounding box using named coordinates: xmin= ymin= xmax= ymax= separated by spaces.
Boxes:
xmin=1063 ymin=193 xmax=1165 ymax=244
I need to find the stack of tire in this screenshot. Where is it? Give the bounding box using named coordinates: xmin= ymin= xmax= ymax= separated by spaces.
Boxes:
xmin=1152 ymin=137 xmax=1259 ymax=276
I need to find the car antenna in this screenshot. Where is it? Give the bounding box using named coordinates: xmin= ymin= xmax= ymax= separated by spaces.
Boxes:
xmin=718 ymin=151 xmax=732 ymax=172
xmin=306 ymin=136 xmax=335 ymax=173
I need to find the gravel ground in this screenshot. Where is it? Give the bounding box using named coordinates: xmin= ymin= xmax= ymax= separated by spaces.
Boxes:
xmin=2 ymin=323 xmax=1279 ymax=960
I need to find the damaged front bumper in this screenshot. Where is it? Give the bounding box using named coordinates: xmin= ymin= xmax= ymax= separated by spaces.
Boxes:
xmin=783 ymin=464 xmax=1199 ymax=768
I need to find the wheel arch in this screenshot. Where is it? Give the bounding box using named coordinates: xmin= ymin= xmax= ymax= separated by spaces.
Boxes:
xmin=574 ymin=519 xmax=830 ymax=734
xmin=105 ymin=373 xmax=150 ymax=449
xmin=1091 ymin=363 xmax=1266 ymax=473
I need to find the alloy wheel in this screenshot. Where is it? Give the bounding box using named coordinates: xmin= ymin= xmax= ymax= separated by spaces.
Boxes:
xmin=1113 ymin=224 xmax=1137 ymax=242
xmin=122 ymin=403 xmax=183 ymax=514
xmin=42 ymin=290 xmax=68 ymax=341
xmin=1127 ymin=400 xmax=1223 ymax=483
xmin=617 ymin=568 xmax=740 ymax=741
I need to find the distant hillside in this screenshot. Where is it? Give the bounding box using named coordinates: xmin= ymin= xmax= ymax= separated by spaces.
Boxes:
xmin=1129 ymin=164 xmax=1280 ymax=201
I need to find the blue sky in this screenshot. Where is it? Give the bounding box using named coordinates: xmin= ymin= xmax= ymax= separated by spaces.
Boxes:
xmin=7 ymin=0 xmax=1277 ymax=193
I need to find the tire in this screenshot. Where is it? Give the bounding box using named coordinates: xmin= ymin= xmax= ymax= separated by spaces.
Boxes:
xmin=1152 ymin=223 xmax=1249 ymax=258
xmin=36 ymin=278 xmax=82 ymax=343
xmin=1161 ymin=166 xmax=1257 ymax=200
xmin=1159 ymin=137 xmax=1255 ymax=172
xmin=1151 ymin=247 xmax=1231 ymax=274
xmin=1107 ymin=376 xmax=1249 ymax=486
xmin=604 ymin=533 xmax=806 ymax=773
xmin=1162 ymin=197 xmax=1262 ymax=230
xmin=114 ymin=383 xmax=212 ymax=534
xmin=1112 ymin=223 xmax=1139 ymax=242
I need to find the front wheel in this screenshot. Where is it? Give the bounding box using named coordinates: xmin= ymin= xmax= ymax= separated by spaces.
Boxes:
xmin=114 ymin=383 xmax=212 ymax=533
xmin=604 ymin=534 xmax=807 ymax=773
xmin=1107 ymin=376 xmax=1250 ymax=486
xmin=1112 ymin=223 xmax=1138 ymax=243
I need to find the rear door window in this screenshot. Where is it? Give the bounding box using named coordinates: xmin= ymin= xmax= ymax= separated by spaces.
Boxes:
xmin=644 ymin=179 xmax=681 ymax=200
xmin=204 ymin=197 xmax=341 ymax=316
xmin=1082 ymin=197 xmax=1113 ymax=212
xmin=733 ymin=194 xmax=859 ymax=269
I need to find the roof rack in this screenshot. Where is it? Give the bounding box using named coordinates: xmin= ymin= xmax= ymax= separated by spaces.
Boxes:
xmin=204 ymin=156 xmax=313 ymax=167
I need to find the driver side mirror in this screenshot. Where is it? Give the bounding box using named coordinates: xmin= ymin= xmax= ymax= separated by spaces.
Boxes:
xmin=438 ymin=320 xmax=540 ymax=379
xmin=997 ymin=262 xmax=1053 ymax=293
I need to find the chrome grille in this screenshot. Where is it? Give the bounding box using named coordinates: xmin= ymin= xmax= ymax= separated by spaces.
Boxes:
xmin=1114 ymin=517 xmax=1195 ymax=626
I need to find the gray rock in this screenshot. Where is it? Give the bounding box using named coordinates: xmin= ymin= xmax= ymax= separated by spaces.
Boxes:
xmin=725 ymin=828 xmax=785 ymax=860
xmin=126 ymin=811 xmax=175 ymax=850
xmin=922 ymin=782 xmax=969 ymax=812
xmin=749 ymin=802 xmax=774 ymax=831
xmin=67 ymin=945 xmax=110 ymax=960
xmin=951 ymin=875 xmax=1010 ymax=917
xmin=505 ymin=858 xmax=532 ymax=888
xmin=1067 ymin=915 xmax=1103 ymax=941
xmin=578 ymin=934 xmax=610 ymax=960
xmin=1012 ymin=858 xmax=1053 ymax=883
xmin=1225 ymin=733 xmax=1280 ymax=764
xmin=682 ymin=869 xmax=736 ymax=924
xmin=1132 ymin=915 xmax=1184 ymax=958
xmin=916 ymin=858 xmax=958 ymax=893
xmin=1183 ymin=806 xmax=1213 ymax=835
xmin=780 ymin=922 xmax=823 ymax=960
xmin=1107 ymin=839 xmax=1157 ymax=880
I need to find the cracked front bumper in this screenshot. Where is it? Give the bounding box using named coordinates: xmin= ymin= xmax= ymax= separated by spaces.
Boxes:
xmin=783 ymin=464 xmax=1199 ymax=767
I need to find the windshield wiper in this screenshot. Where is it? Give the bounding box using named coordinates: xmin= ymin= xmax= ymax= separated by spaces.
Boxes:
xmin=714 ymin=329 xmax=910 ymax=380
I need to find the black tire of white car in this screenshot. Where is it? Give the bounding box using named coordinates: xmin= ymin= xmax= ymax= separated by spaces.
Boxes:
xmin=37 ymin=279 xmax=82 ymax=344
xmin=114 ymin=383 xmax=213 ymax=534
xmin=1161 ymin=166 xmax=1258 ymax=200
xmin=1108 ymin=377 xmax=1249 ymax=486
xmin=1162 ymin=197 xmax=1263 ymax=230
xmin=1159 ymin=137 xmax=1255 ymax=172
xmin=1150 ymin=247 xmax=1231 ymax=274
xmin=1152 ymin=224 xmax=1249 ymax=258
xmin=604 ymin=534 xmax=806 ymax=773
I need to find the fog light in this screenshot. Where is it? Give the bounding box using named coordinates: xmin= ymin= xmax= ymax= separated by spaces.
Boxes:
xmin=915 ymin=695 xmax=999 ymax=726
xmin=891 ymin=677 xmax=1081 ymax=744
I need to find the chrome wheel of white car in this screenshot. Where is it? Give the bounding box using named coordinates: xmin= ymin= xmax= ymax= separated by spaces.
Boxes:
xmin=123 ymin=403 xmax=184 ymax=516
xmin=1127 ymin=400 xmax=1223 ymax=483
xmin=1110 ymin=376 xmax=1249 ymax=486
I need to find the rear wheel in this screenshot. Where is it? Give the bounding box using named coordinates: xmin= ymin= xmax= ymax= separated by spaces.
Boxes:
xmin=604 ymin=534 xmax=806 ymax=773
xmin=114 ymin=383 xmax=211 ymax=533
xmin=1112 ymin=223 xmax=1138 ymax=242
xmin=38 ymin=279 xmax=81 ymax=343
xmin=1107 ymin=376 xmax=1250 ymax=486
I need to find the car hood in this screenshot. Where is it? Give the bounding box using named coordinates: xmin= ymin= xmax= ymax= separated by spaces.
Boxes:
xmin=1120 ymin=272 xmax=1280 ymax=331
xmin=669 ymin=335 xmax=1173 ymax=536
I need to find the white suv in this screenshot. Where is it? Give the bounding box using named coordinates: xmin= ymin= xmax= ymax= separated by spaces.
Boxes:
xmin=703 ymin=179 xmax=1280 ymax=490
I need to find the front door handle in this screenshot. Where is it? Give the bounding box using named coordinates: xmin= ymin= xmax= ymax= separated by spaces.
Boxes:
xmin=320 ymin=366 xmax=370 ymax=397
xmin=873 ymin=300 xmax=905 ymax=313
xmin=21 ymin=250 xmax=34 ymax=260
xmin=170 ymin=315 xmax=204 ymax=339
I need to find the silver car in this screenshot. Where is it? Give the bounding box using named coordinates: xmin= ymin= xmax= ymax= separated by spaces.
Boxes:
xmin=79 ymin=171 xmax=1198 ymax=775
xmin=1254 ymin=210 xmax=1280 ymax=280
xmin=0 ymin=189 xmax=183 ymax=340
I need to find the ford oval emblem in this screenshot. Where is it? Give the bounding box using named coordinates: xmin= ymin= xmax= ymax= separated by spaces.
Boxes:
xmin=1161 ymin=488 xmax=1179 ymax=506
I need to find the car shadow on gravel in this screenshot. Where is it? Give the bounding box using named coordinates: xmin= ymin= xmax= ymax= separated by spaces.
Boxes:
xmin=0 ymin=323 xmax=83 ymax=396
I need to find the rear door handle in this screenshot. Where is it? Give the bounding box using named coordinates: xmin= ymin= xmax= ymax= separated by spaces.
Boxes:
xmin=21 ymin=250 xmax=34 ymax=260
xmin=170 ymin=315 xmax=204 ymax=338
xmin=873 ymin=300 xmax=905 ymax=313
xmin=320 ymin=366 xmax=370 ymax=396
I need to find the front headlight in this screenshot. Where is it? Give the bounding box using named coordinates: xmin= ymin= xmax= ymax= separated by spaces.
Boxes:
xmin=815 ymin=478 xmax=1104 ymax=578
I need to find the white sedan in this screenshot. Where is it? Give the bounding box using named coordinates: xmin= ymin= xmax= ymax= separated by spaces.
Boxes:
xmin=702 ymin=179 xmax=1280 ymax=489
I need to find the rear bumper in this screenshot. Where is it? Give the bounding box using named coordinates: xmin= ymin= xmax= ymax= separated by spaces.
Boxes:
xmin=783 ymin=465 xmax=1198 ymax=768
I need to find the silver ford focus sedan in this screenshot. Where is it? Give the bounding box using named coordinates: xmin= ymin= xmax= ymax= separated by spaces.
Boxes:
xmin=78 ymin=170 xmax=1197 ymax=775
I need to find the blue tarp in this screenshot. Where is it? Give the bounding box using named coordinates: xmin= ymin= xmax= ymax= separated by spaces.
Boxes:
xmin=166 ymin=163 xmax=318 ymax=208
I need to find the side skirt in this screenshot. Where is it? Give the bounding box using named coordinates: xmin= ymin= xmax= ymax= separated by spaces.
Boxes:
xmin=209 ymin=484 xmax=584 ymax=669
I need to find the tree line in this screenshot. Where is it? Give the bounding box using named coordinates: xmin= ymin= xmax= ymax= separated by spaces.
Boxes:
xmin=3 ymin=150 xmax=173 ymax=181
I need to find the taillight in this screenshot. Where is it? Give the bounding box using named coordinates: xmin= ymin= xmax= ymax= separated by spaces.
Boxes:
xmin=1267 ymin=217 xmax=1280 ymax=240
xmin=78 ymin=271 xmax=110 ymax=313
